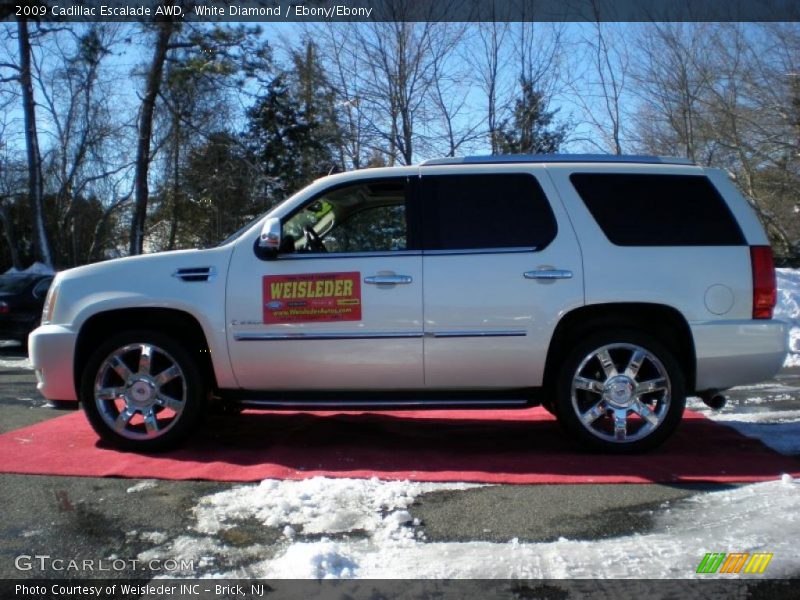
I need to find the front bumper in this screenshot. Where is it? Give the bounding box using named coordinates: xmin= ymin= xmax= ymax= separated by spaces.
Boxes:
xmin=29 ymin=324 xmax=78 ymax=402
xmin=692 ymin=319 xmax=787 ymax=391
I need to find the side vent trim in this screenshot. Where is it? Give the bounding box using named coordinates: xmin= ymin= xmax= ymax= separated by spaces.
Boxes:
xmin=172 ymin=266 xmax=217 ymax=282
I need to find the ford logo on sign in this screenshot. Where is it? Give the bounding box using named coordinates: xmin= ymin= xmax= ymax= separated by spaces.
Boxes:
xmin=266 ymin=301 xmax=283 ymax=310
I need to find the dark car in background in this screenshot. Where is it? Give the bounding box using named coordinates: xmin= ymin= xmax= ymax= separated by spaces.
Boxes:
xmin=0 ymin=273 xmax=53 ymax=347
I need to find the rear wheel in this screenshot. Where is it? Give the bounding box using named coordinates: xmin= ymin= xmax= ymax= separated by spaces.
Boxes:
xmin=80 ymin=330 xmax=205 ymax=451
xmin=555 ymin=330 xmax=685 ymax=453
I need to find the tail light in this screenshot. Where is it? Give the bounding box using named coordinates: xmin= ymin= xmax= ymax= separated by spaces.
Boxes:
xmin=0 ymin=301 xmax=8 ymax=314
xmin=750 ymin=245 xmax=776 ymax=319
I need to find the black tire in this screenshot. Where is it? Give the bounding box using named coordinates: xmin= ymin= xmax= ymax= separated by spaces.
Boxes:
xmin=80 ymin=330 xmax=206 ymax=452
xmin=554 ymin=329 xmax=686 ymax=454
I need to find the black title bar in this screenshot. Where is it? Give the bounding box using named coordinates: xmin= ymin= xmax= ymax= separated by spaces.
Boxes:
xmin=3 ymin=0 xmax=800 ymax=23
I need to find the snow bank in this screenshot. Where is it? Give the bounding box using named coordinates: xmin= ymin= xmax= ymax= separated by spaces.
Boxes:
xmin=775 ymin=268 xmax=800 ymax=366
xmin=141 ymin=476 xmax=800 ymax=580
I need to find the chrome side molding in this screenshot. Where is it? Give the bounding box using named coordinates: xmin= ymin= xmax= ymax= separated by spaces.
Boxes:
xmin=234 ymin=331 xmax=423 ymax=341
xmin=427 ymin=330 xmax=527 ymax=338
xmin=234 ymin=330 xmax=527 ymax=341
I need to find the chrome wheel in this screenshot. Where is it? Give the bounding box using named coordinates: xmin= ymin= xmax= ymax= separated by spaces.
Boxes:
xmin=570 ymin=343 xmax=671 ymax=444
xmin=93 ymin=343 xmax=186 ymax=441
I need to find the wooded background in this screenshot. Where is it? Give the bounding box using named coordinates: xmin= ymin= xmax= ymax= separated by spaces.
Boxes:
xmin=1 ymin=18 xmax=798 ymax=270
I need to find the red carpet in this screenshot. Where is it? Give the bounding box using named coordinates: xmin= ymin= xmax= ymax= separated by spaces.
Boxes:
xmin=0 ymin=407 xmax=798 ymax=484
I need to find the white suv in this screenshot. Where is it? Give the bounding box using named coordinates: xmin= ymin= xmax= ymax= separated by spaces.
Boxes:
xmin=29 ymin=155 xmax=787 ymax=452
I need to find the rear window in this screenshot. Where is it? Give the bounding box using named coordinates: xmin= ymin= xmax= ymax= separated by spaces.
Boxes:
xmin=570 ymin=173 xmax=745 ymax=246
xmin=421 ymin=173 xmax=557 ymax=250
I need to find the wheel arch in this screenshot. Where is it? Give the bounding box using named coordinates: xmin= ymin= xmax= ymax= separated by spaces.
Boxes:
xmin=74 ymin=307 xmax=217 ymax=400
xmin=543 ymin=302 xmax=696 ymax=395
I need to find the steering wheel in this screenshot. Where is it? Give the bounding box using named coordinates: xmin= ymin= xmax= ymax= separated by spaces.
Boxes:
xmin=304 ymin=225 xmax=327 ymax=253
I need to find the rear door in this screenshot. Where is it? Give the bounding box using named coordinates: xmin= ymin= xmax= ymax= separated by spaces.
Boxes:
xmin=420 ymin=167 xmax=584 ymax=388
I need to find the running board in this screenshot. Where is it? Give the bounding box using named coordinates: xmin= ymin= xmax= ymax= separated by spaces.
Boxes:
xmin=234 ymin=398 xmax=531 ymax=410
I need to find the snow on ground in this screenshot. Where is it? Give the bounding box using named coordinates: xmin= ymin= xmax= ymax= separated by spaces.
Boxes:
xmin=688 ymin=395 xmax=800 ymax=455
xmin=0 ymin=341 xmax=31 ymax=370
xmin=126 ymin=480 xmax=158 ymax=494
xmin=138 ymin=475 xmax=800 ymax=580
xmin=775 ymin=268 xmax=800 ymax=366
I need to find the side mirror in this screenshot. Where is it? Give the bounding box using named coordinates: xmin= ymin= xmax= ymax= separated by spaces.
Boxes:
xmin=256 ymin=217 xmax=281 ymax=259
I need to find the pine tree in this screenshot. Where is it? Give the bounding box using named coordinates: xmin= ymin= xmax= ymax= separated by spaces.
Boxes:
xmin=497 ymin=79 xmax=567 ymax=155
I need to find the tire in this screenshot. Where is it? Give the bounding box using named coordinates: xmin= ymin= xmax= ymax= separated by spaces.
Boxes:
xmin=80 ymin=330 xmax=206 ymax=451
xmin=554 ymin=329 xmax=686 ymax=453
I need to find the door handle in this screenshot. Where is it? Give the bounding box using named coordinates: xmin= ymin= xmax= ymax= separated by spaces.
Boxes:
xmin=364 ymin=275 xmax=413 ymax=285
xmin=524 ymin=269 xmax=573 ymax=280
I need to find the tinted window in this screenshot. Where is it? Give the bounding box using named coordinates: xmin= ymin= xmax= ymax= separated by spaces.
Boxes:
xmin=570 ymin=173 xmax=745 ymax=246
xmin=421 ymin=174 xmax=557 ymax=250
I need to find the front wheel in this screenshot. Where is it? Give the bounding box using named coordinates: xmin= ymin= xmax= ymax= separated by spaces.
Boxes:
xmin=81 ymin=331 xmax=206 ymax=451
xmin=555 ymin=330 xmax=686 ymax=453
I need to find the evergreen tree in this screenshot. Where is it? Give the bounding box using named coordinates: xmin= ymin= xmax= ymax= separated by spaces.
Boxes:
xmin=247 ymin=42 xmax=341 ymax=204
xmin=497 ymin=79 xmax=567 ymax=154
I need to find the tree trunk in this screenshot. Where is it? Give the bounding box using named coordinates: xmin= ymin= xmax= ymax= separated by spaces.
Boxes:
xmin=18 ymin=20 xmax=52 ymax=267
xmin=0 ymin=203 xmax=22 ymax=270
xmin=167 ymin=121 xmax=180 ymax=251
xmin=129 ymin=21 xmax=174 ymax=256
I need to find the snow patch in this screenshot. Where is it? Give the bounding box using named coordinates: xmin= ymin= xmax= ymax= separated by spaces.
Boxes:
xmin=140 ymin=531 xmax=168 ymax=545
xmin=126 ymin=480 xmax=157 ymax=493
xmin=687 ymin=397 xmax=800 ymax=455
xmin=193 ymin=477 xmax=478 ymax=537
xmin=0 ymin=357 xmax=32 ymax=370
xmin=251 ymin=479 xmax=800 ymax=579
xmin=141 ymin=476 xmax=800 ymax=579
xmin=775 ymin=268 xmax=800 ymax=366
xmin=264 ymin=541 xmax=358 ymax=579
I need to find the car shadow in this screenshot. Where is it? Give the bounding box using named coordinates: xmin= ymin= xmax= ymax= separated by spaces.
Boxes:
xmin=90 ymin=409 xmax=800 ymax=483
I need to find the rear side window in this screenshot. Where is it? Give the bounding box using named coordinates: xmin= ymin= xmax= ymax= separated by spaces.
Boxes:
xmin=570 ymin=173 xmax=745 ymax=246
xmin=421 ymin=173 xmax=557 ymax=250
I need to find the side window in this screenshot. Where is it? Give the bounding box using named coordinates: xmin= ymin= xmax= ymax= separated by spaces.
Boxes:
xmin=421 ymin=173 xmax=557 ymax=251
xmin=570 ymin=173 xmax=746 ymax=246
xmin=324 ymin=205 xmax=406 ymax=253
xmin=281 ymin=178 xmax=414 ymax=254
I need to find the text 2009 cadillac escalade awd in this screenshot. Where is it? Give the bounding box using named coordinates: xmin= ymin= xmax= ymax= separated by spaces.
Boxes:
xmin=29 ymin=155 xmax=787 ymax=452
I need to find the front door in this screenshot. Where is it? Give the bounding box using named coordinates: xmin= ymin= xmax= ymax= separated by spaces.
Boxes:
xmin=226 ymin=177 xmax=424 ymax=390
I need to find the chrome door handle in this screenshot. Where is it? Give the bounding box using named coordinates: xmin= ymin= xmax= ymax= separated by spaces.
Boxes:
xmin=364 ymin=275 xmax=413 ymax=285
xmin=524 ymin=269 xmax=573 ymax=280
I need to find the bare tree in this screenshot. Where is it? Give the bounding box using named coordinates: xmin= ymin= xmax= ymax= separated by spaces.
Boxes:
xmin=32 ymin=25 xmax=132 ymax=266
xmin=129 ymin=20 xmax=176 ymax=256
xmin=468 ymin=20 xmax=512 ymax=154
xmin=630 ymin=23 xmax=800 ymax=254
xmin=3 ymin=21 xmax=53 ymax=266
xmin=631 ymin=23 xmax=715 ymax=163
xmin=572 ymin=20 xmax=628 ymax=154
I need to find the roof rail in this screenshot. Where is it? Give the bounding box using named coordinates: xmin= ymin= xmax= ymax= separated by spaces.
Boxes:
xmin=419 ymin=154 xmax=695 ymax=166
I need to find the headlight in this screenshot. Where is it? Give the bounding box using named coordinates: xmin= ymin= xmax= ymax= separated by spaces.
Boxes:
xmin=41 ymin=279 xmax=60 ymax=324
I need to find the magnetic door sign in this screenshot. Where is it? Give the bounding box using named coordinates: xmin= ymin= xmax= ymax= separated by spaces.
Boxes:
xmin=263 ymin=272 xmax=362 ymax=323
